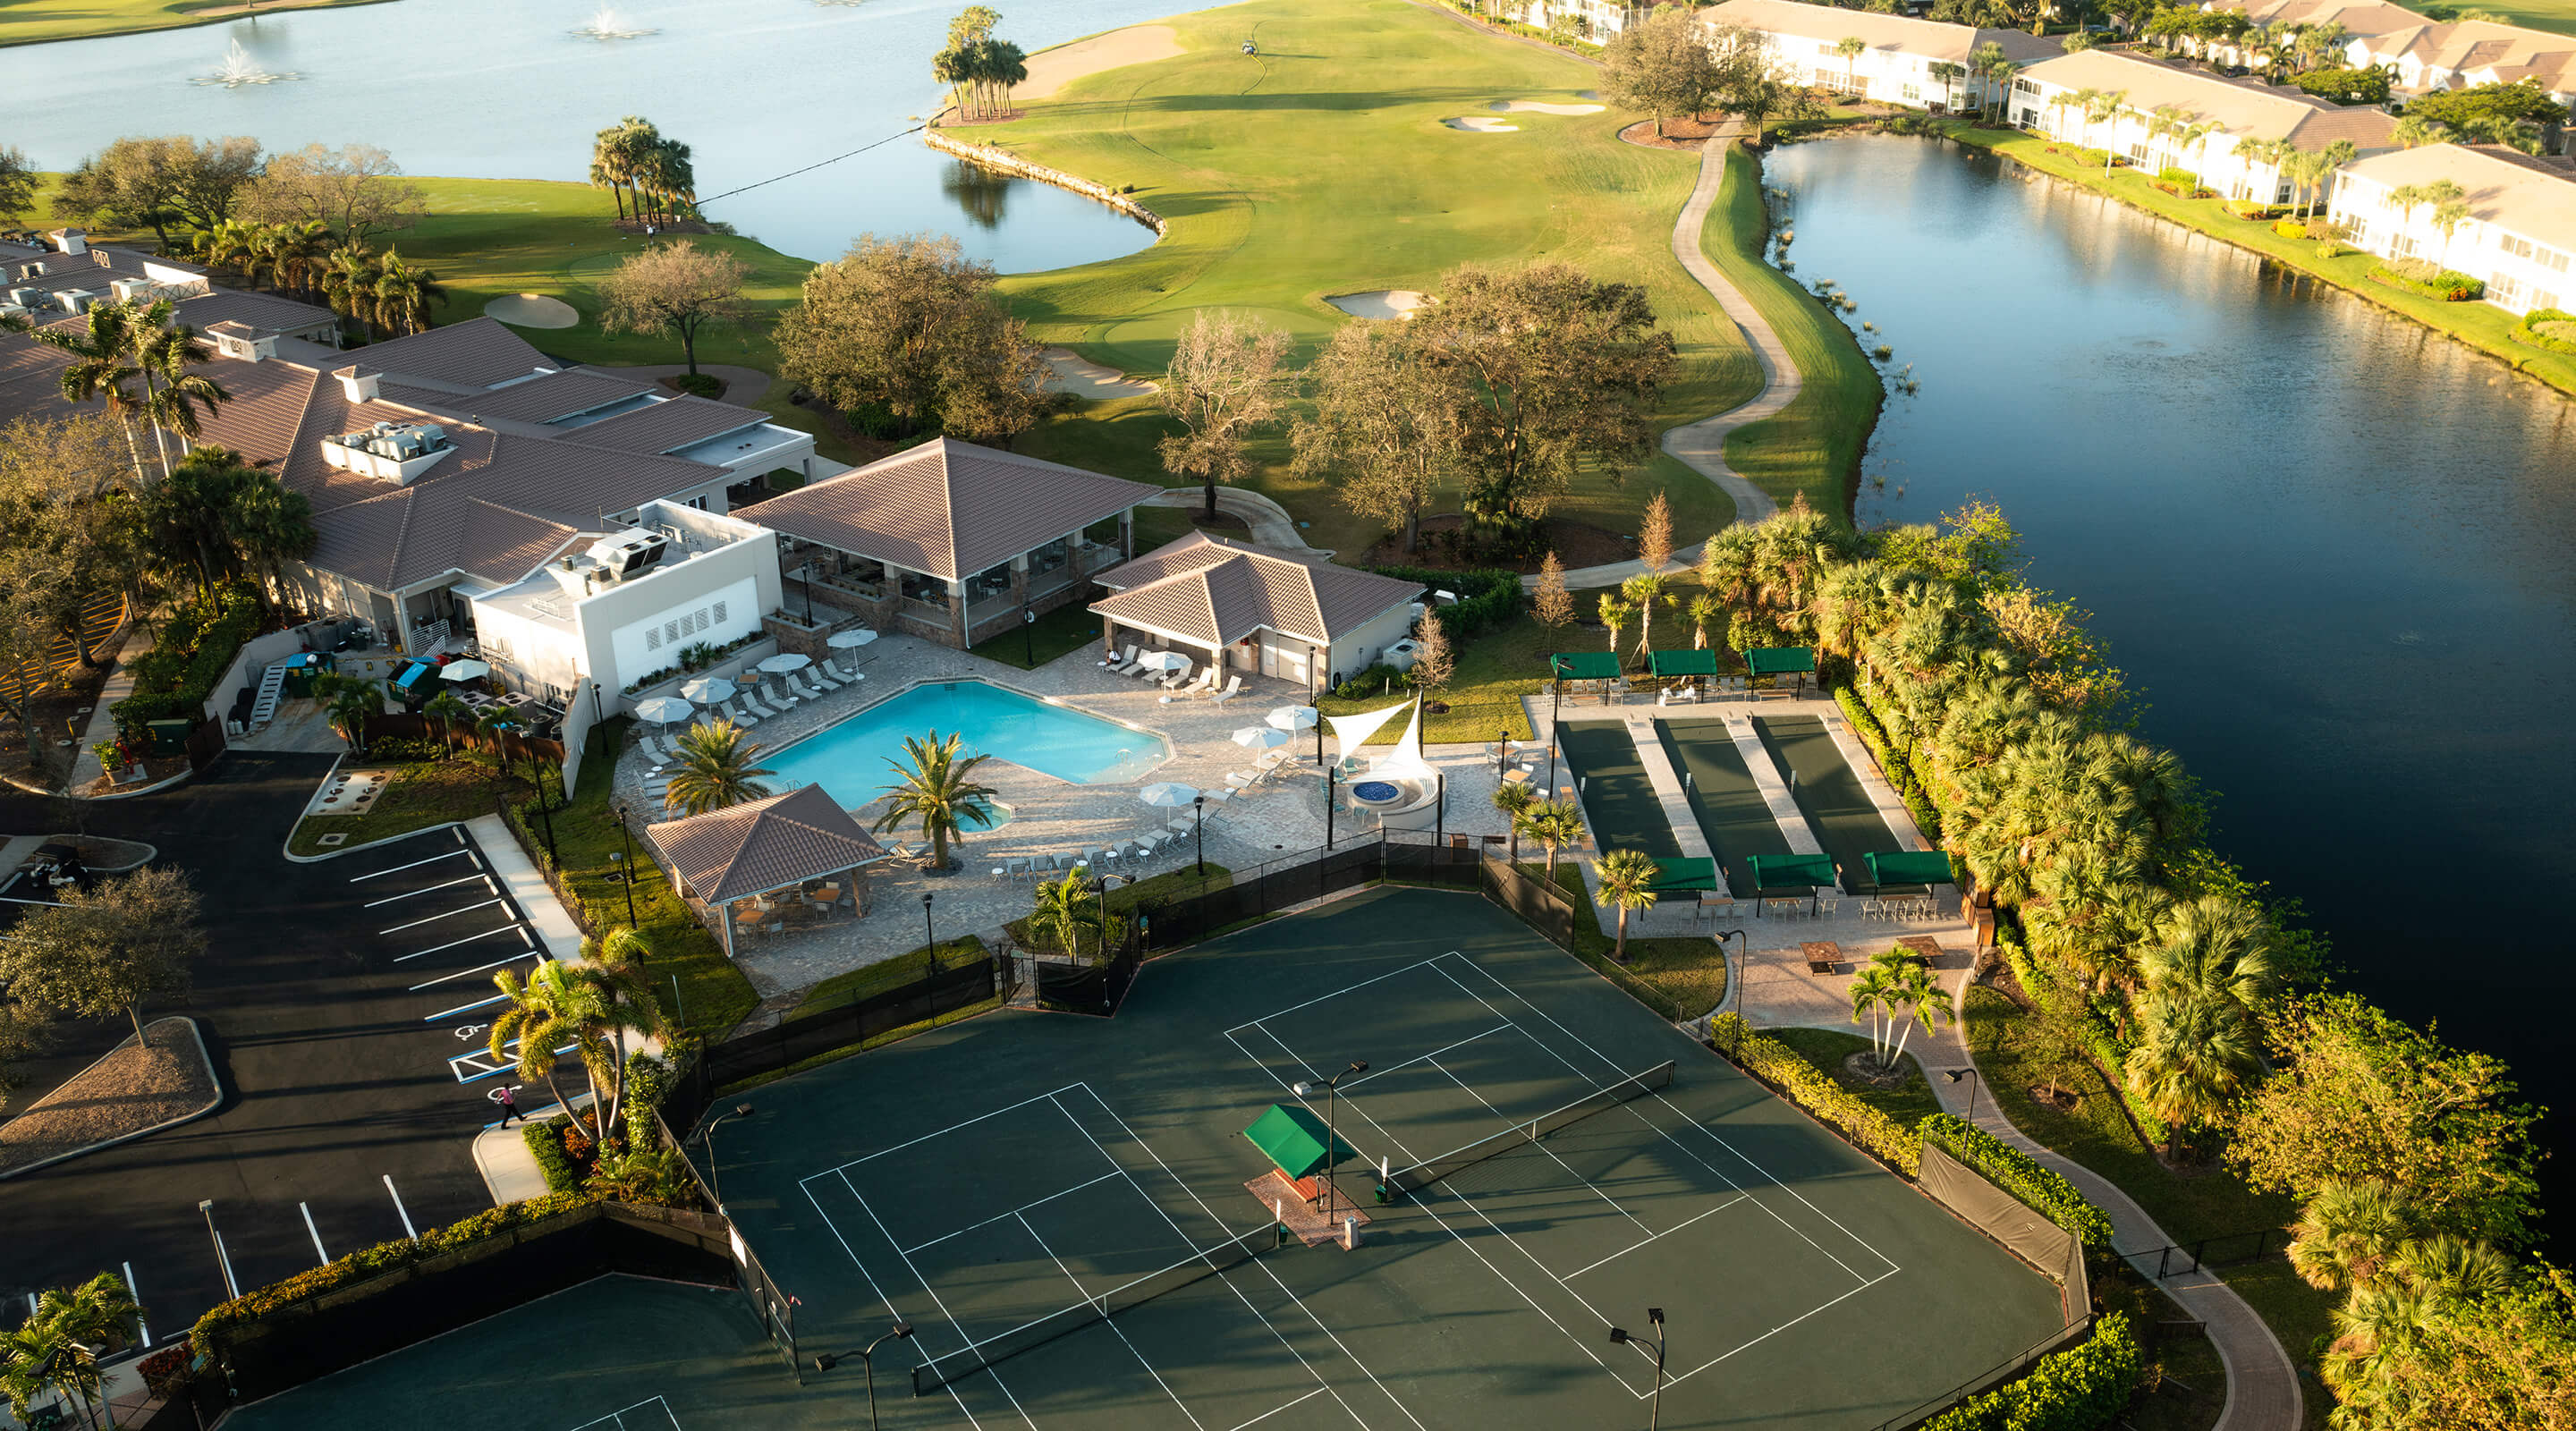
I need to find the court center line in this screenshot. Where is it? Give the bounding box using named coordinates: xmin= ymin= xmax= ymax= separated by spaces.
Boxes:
xmin=1230 ymin=1386 xmax=1329 ymax=1431
xmin=361 ymin=873 xmax=488 ymax=907
xmin=348 ymin=849 xmax=469 ymax=881
xmin=1219 ymin=955 xmax=1451 ymax=1035
xmin=1423 ymin=1052 xmax=1651 ymax=1235
xmin=809 ymin=1082 xmax=1093 ymax=1173
xmin=797 ymin=1181 xmax=997 ymax=1431
xmin=1017 ymin=1207 xmax=1206 ymax=1431
xmin=1339 ymin=1024 xmax=1514 ymax=1090
xmin=1055 ymin=1085 xmax=1398 ymax=1431
xmin=903 ymin=1170 xmax=1128 ymax=1255
xmin=842 ymin=1172 xmax=1038 ymax=1428
xmin=379 ymin=897 xmax=505 ymax=935
xmin=1654 ymin=1266 xmax=1906 ymax=1395
xmin=1563 ymin=1195 xmax=1749 ymax=1277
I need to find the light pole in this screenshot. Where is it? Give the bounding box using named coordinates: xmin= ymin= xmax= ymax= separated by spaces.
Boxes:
xmin=1546 ymin=661 xmax=1566 ymax=792
xmin=1291 ymin=1061 xmax=1368 ymax=1215
xmin=199 ymin=1199 xmax=239 ymax=1301
xmin=1607 ymin=1308 xmax=1667 ymax=1431
xmin=813 ymin=1323 xmax=916 ymax=1430
xmin=1325 ymin=763 xmax=1337 ymax=849
xmin=1021 ymin=606 xmax=1037 ymax=667
xmin=611 ymin=800 xmax=640 ymax=927
xmin=700 ymin=1102 xmax=755 ymax=1208
xmin=921 ymin=892 xmax=937 ymax=970
xmin=1496 ymin=727 xmax=1510 ymax=777
xmin=1193 ymin=794 xmax=1207 ymax=876
xmin=1945 ymin=1068 xmax=1983 ymax=1124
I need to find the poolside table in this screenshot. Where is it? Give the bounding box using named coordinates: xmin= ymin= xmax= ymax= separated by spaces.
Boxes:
xmin=1801 ymin=941 xmax=1842 ymax=974
xmin=1896 ymin=936 xmax=1943 ymax=967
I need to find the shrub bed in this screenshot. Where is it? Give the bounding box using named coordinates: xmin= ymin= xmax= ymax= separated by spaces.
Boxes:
xmin=1708 ymin=1014 xmax=1922 ymax=1174
xmin=2002 ymin=941 xmax=2172 ymax=1147
xmin=2512 ymin=307 xmax=2576 ymax=355
xmin=2272 ymin=218 xmax=2310 ymax=239
xmin=523 ymin=1115 xmax=585 ymax=1193
xmin=1367 ymin=564 xmax=1525 ymax=645
xmin=1835 ymin=687 xmax=1943 ymax=843
xmin=1918 ymin=1113 xmax=2116 ymax=1249
xmin=2370 ymin=257 xmax=2485 ymax=301
xmin=112 ymin=581 xmax=264 ymax=728
xmin=1921 ymin=1313 xmax=2139 ymax=1430
xmin=2227 ymin=200 xmax=2284 ymax=220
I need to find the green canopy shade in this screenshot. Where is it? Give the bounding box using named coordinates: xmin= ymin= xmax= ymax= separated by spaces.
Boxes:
xmin=1747 ymin=851 xmax=1835 ymax=891
xmin=1242 ymin=1104 xmax=1356 ymax=1180
xmin=1744 ymin=647 xmax=1817 ymax=676
xmin=1864 ymin=851 xmax=1953 ymax=886
xmin=1647 ymin=856 xmax=1718 ymax=893
xmin=1648 ymin=649 xmax=1721 ymax=677
xmin=1550 ymin=651 xmax=1621 ymax=681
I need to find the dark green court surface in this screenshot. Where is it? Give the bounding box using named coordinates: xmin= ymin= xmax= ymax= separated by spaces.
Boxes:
xmin=219 ymin=891 xmax=2059 ymax=1430
xmin=1557 ymin=721 xmax=1682 ymax=859
xmin=1658 ymin=719 xmax=1796 ymax=894
xmin=1754 ymin=715 xmax=1902 ymax=886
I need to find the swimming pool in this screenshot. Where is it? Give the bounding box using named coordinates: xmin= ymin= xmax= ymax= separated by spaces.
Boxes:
xmin=765 ymin=681 xmax=1167 ymax=805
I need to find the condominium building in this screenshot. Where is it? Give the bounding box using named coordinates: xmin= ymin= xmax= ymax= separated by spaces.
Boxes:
xmin=1700 ymin=0 xmax=2061 ymax=111
xmin=2012 ymin=49 xmax=2395 ymax=200
xmin=2329 ymin=143 xmax=2576 ymax=312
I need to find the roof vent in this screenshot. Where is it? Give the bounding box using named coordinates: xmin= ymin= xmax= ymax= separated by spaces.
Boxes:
xmin=51 ymin=229 xmax=88 ymax=257
xmin=55 ymin=289 xmax=99 ymax=314
xmin=108 ymin=277 xmax=152 ymax=303
xmin=333 ymin=366 xmax=381 ymax=404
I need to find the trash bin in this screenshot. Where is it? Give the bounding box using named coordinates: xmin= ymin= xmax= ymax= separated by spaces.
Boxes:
xmin=281 ymin=651 xmax=336 ymax=698
xmin=144 ymin=718 xmax=193 ymax=755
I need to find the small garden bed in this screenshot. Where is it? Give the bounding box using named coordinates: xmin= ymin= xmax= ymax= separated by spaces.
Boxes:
xmin=0 ymin=1018 xmax=219 ymax=1178
xmin=2512 ymin=307 xmax=2576 ymax=355
xmin=1758 ymin=1025 xmax=1942 ymax=1127
xmin=2370 ymin=257 xmax=2484 ymax=301
xmin=288 ymin=743 xmax=534 ymax=857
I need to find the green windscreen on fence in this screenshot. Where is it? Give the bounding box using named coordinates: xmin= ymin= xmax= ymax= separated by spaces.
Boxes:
xmin=1863 ymin=851 xmax=1953 ymax=887
xmin=1550 ymin=651 xmax=1620 ymax=681
xmin=1744 ymin=647 xmax=1816 ymax=676
xmin=1647 ymin=649 xmax=1720 ymax=676
xmin=1747 ymin=851 xmax=1836 ymax=891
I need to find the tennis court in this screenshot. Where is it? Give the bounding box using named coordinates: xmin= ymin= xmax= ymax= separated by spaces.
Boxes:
xmin=721 ymin=887 xmax=2064 ymax=1430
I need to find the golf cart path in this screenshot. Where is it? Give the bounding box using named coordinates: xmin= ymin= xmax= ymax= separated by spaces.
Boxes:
xmin=1142 ymin=487 xmax=1328 ymax=555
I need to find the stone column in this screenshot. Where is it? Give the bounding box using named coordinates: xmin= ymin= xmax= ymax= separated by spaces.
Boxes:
xmin=1010 ymin=554 xmax=1030 ymax=610
xmin=1120 ymin=509 xmax=1134 ymax=560
xmin=949 ymin=580 xmax=969 ymax=649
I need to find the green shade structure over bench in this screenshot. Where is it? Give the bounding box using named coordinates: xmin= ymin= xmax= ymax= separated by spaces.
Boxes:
xmin=1648 ymin=856 xmax=1719 ymax=893
xmin=1747 ymin=851 xmax=1836 ymax=891
xmin=1863 ymin=851 xmax=1953 ymax=887
xmin=1550 ymin=651 xmax=1621 ymax=682
xmin=1744 ymin=647 xmax=1816 ymax=677
xmin=1647 ymin=649 xmax=1720 ymax=677
xmin=1242 ymin=1103 xmax=1355 ymax=1180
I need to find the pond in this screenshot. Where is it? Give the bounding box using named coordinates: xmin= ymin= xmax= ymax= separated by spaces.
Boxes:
xmin=6 ymin=0 xmax=1182 ymax=269
xmin=1767 ymin=134 xmax=2576 ymax=1156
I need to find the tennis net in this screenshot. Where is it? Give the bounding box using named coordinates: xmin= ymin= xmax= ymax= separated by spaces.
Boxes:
xmin=1378 ymin=1059 xmax=1677 ymax=1200
xmin=911 ymin=1222 xmax=1284 ymax=1396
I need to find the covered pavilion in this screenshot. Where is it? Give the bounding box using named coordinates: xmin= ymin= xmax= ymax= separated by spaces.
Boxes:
xmin=644 ymin=783 xmax=889 ymax=961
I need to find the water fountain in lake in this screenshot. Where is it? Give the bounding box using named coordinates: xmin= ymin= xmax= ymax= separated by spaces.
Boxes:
xmin=191 ymin=38 xmax=300 ymax=88
xmin=572 ymin=4 xmax=659 ymax=38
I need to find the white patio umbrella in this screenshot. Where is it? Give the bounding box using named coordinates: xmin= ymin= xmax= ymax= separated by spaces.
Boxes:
xmin=682 ymin=675 xmax=737 ymax=706
xmin=1266 ymin=705 xmax=1319 ymax=732
xmin=758 ymin=652 xmax=813 ymax=673
xmin=826 ymin=628 xmax=879 ymax=649
xmin=1232 ymin=725 xmax=1289 ymax=749
xmin=439 ymin=658 xmax=491 ymax=682
xmin=633 ymin=696 xmax=692 ymax=729
xmin=1136 ymin=650 xmax=1190 ymax=673
xmin=1139 ymin=782 xmax=1199 ymax=808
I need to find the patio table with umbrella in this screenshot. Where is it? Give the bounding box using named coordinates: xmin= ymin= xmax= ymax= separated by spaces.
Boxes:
xmin=439 ymin=658 xmax=491 ymax=684
xmin=682 ymin=675 xmax=738 ymax=716
xmin=826 ymin=627 xmax=878 ymax=669
xmin=756 ymin=652 xmax=813 ymax=701
xmin=1268 ymin=704 xmax=1322 ymax=765
xmin=1233 ymin=725 xmax=1290 ymax=752
xmin=633 ymin=695 xmax=695 ymax=743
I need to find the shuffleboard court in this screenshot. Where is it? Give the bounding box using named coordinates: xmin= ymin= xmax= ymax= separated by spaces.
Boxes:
xmin=1755 ymin=714 xmax=1903 ymax=885
xmin=1558 ymin=720 xmax=1684 ymax=859
xmin=1658 ymin=717 xmax=1797 ymax=895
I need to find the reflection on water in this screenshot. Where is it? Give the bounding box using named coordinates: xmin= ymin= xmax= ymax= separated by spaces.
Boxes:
xmin=1767 ymin=133 xmax=2576 ymax=1200
xmin=941 ymin=160 xmax=1013 ymax=232
xmin=11 ymin=0 xmax=1175 ymax=270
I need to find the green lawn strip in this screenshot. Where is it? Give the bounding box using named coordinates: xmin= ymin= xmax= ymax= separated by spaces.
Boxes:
xmin=1758 ymin=1025 xmax=1943 ymax=1128
xmin=1528 ymin=861 xmax=1726 ymax=1020
xmin=1961 ymin=986 xmax=2331 ymax=1380
xmin=1699 ymin=146 xmax=1887 ymax=515
xmin=976 ymin=0 xmax=1754 ymax=555
xmin=2479 ymin=0 xmax=2576 ymax=31
xmin=968 ymin=599 xmax=1110 ymax=670
xmin=788 ymin=936 xmax=990 ymax=1020
xmin=523 ymin=720 xmax=759 ymax=1038
xmin=285 ymin=750 xmax=530 ymax=857
xmin=0 ymin=0 xmax=393 ymax=48
xmin=1940 ymin=124 xmax=2576 ymax=398
xmin=1004 ymin=863 xmax=1237 ymax=953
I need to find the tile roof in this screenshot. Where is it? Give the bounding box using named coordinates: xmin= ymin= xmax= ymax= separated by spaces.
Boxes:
xmin=749 ymin=437 xmax=1160 ymax=581
xmin=645 ymin=783 xmax=887 ymax=904
xmin=2352 ymin=18 xmax=2576 ymax=93
xmin=2339 ymin=142 xmax=2576 ymax=243
xmin=1701 ymin=0 xmax=2063 ymax=64
xmin=165 ymin=289 xmax=338 ymax=339
xmin=2019 ymin=50 xmax=2397 ymax=149
xmin=405 ymin=368 xmax=651 ymax=425
xmin=2224 ymin=0 xmax=2428 ymax=39
xmin=1090 ymin=532 xmax=1425 ymax=648
xmin=565 ymin=394 xmax=768 ymax=455
xmin=334 ymin=317 xmax=553 ymax=390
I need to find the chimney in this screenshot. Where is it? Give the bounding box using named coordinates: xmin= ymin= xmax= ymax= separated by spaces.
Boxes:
xmin=52 ymin=229 xmax=88 ymax=257
xmin=334 ymin=365 xmax=381 ymax=404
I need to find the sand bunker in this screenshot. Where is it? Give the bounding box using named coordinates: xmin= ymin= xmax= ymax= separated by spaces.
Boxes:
xmin=484 ymin=293 xmax=579 ymax=329
xmin=1039 ymin=347 xmax=1157 ymax=399
xmin=1326 ymin=290 xmax=1430 ymax=321
xmin=1443 ymin=116 xmax=1519 ymax=132
xmin=1490 ymin=99 xmax=1606 ymax=114
xmin=1018 ymin=25 xmax=1183 ymax=100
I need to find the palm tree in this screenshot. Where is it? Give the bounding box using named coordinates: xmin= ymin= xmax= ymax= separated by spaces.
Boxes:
xmin=1493 ymin=781 xmax=1538 ymax=862
xmin=1592 ymin=849 xmax=1660 ymax=964
xmin=1848 ymin=961 xmax=1902 ymax=1069
xmin=2391 ymin=114 xmax=2452 ymax=150
xmin=474 ymin=705 xmax=520 ymax=800
xmin=1517 ymin=798 xmax=1586 ymax=885
xmin=2428 ymin=194 xmax=2472 ymax=267
xmin=1835 ymin=36 xmax=1868 ymax=96
xmin=133 ymin=317 xmax=230 ymax=472
xmin=264 ymin=219 xmax=335 ymax=301
xmin=199 ymin=217 xmax=267 ymax=288
xmin=2136 ymin=893 xmax=2273 ymax=1025
xmin=664 ymin=719 xmax=775 ymax=816
xmin=321 ymin=243 xmax=385 ymax=340
xmin=2123 ymin=985 xmax=2257 ymax=1139
xmin=325 ymin=683 xmax=380 ymax=756
xmin=2232 ymin=135 xmax=2286 ymax=203
xmin=1928 ymin=61 xmax=1968 ymax=113
xmin=372 ymin=249 xmax=449 ymax=335
xmin=2289 ymin=1180 xmax=2419 ymax=1292
xmin=568 ymin=927 xmax=663 ymax=1144
xmin=873 ymin=731 xmax=998 ymax=872
xmin=1026 ymin=869 xmax=1103 ymax=958
xmin=1 ymin=1271 xmax=140 ymax=1430
xmin=2084 ymin=88 xmax=2129 ymax=171
xmin=1595 ymin=593 xmax=1633 ymax=664
xmin=1685 ymin=594 xmax=1720 ymax=650
xmin=1622 ymin=572 xmax=1665 ymax=658
xmin=35 ymin=302 xmax=153 ymax=486
xmin=489 ymin=958 xmax=613 ymax=1141
xmin=423 ymin=688 xmax=471 ymax=758
xmin=2319 ymin=1232 xmax=2514 ymax=1420
xmin=1881 ymin=962 xmax=1954 ymax=1076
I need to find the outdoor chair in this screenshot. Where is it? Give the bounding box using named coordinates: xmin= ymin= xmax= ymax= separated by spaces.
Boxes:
xmin=1817 ymin=896 xmax=1840 ymax=919
xmin=766 ymin=683 xmax=801 ymax=707
xmin=1102 ymin=643 xmax=1137 ymax=671
xmin=738 ymin=692 xmax=777 ymax=719
xmin=824 ymin=656 xmax=859 ymax=680
xmin=805 ymin=670 xmax=843 ymax=694
xmin=1210 ymin=673 xmax=1245 ymax=704
xmin=1161 ymin=664 xmax=1201 ymax=691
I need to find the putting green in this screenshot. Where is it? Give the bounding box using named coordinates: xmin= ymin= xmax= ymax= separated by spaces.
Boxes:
xmin=987 ymin=0 xmax=1760 ymax=552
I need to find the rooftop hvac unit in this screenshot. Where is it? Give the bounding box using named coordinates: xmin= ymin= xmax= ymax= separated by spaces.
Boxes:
xmin=5 ymin=286 xmax=38 ymax=309
xmin=108 ymin=277 xmax=151 ymax=302
xmin=360 ymin=422 xmax=447 ymax=461
xmin=582 ymin=530 xmax=669 ymax=579
xmin=55 ymin=289 xmax=98 ymax=313
xmin=17 ymin=261 xmax=46 ymax=280
xmin=0 ymin=304 xmax=24 ymax=325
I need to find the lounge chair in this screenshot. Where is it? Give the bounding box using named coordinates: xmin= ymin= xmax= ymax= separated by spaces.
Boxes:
xmin=1103 ymin=643 xmax=1139 ymax=672
xmin=1158 ymin=663 xmax=1197 ymax=690
xmin=1134 ymin=656 xmax=1174 ymax=682
xmin=792 ymin=671 xmax=829 ymax=699
xmin=765 ymin=682 xmax=800 ymax=707
xmin=1183 ymin=666 xmax=1222 ymax=696
xmin=822 ymin=655 xmax=857 ymax=680
xmin=738 ymin=692 xmax=777 ymax=719
xmin=722 ymin=697 xmax=761 ymax=725
xmin=815 ymin=666 xmax=848 ymax=691
xmin=1209 ymin=673 xmax=1245 ymax=705
xmin=1224 ymin=771 xmax=1258 ymax=792
xmin=642 ymin=735 xmax=674 ymax=763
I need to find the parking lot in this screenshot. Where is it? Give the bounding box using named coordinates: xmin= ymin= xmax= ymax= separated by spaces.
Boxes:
xmin=0 ymin=755 xmax=572 ymax=1340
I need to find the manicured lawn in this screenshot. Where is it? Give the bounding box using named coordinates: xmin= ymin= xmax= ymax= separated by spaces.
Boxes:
xmin=979 ymin=0 xmax=1755 ymax=555
xmin=968 ymin=599 xmax=1108 ymax=670
xmin=1941 ymin=123 xmax=2576 ymax=398
xmin=1534 ymin=862 xmax=1729 ymax=1020
xmin=286 ymin=748 xmax=530 ymax=857
xmin=1760 ymin=1024 xmax=1944 ymax=1129
xmin=2475 ymin=0 xmax=2576 ymax=31
xmin=1700 ymin=146 xmax=1887 ymax=515
xmin=789 ymin=936 xmax=989 ymax=1019
xmin=526 ymin=719 xmax=760 ymax=1038
xmin=0 ymin=0 xmax=390 ymax=48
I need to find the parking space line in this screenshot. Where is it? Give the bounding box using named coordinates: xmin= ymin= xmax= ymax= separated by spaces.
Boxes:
xmin=450 ymin=1037 xmax=576 ymax=1084
xmin=349 ymin=849 xmax=472 ymax=882
xmin=425 ymin=992 xmax=513 ymax=1021
xmin=300 ymin=1203 xmax=329 ymax=1265
xmin=408 ymin=949 xmax=542 ymax=990
xmin=122 ymin=1262 xmax=150 ymax=1348
xmin=395 ymin=926 xmax=529 ymax=963
xmin=362 ymin=873 xmax=493 ymax=908
xmin=379 ymin=898 xmax=506 ymax=936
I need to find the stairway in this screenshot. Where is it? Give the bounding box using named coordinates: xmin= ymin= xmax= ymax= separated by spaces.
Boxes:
xmin=248 ymin=661 xmax=287 ymax=728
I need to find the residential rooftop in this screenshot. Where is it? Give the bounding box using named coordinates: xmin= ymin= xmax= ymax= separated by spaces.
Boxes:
xmin=1700 ymin=0 xmax=2063 ymax=64
xmin=2017 ymin=49 xmax=2398 ymax=150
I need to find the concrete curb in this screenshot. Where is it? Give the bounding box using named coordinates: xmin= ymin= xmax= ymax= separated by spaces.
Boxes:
xmin=0 ymin=1018 xmax=224 ymax=1181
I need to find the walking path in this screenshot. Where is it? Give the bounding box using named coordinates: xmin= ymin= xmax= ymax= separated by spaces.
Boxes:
xmin=1142 ymin=487 xmax=1329 ymax=554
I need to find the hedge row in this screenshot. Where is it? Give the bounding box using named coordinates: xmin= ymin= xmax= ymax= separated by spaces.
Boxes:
xmin=1835 ymin=685 xmax=1945 ymax=845
xmin=1708 ymin=1014 xmax=1922 ymax=1175
xmin=2370 ymin=261 xmax=2485 ymax=301
xmin=1366 ymin=563 xmax=1527 ymax=645
xmin=2512 ymin=307 xmax=2576 ymax=356
xmin=191 ymin=1191 xmax=600 ymax=1353
xmin=525 ymin=1117 xmax=583 ymax=1193
xmin=113 ymin=582 xmax=264 ymax=727
xmin=1919 ymin=1113 xmax=2116 ymax=1249
xmin=1921 ymin=1313 xmax=2139 ymax=1431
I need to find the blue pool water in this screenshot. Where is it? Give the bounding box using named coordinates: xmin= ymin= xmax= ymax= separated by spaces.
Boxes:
xmin=766 ymin=682 xmax=1166 ymax=805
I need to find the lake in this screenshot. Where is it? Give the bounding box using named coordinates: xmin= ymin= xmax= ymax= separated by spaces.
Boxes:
xmin=1767 ymin=134 xmax=2576 ymax=1162
xmin=5 ymin=0 xmax=1183 ymax=268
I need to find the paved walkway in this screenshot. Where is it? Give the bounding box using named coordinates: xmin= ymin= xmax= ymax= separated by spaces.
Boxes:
xmin=1142 ymin=487 xmax=1329 ymax=554
xmin=64 ymin=626 xmax=148 ymax=793
xmin=465 ymin=814 xmax=588 ymax=962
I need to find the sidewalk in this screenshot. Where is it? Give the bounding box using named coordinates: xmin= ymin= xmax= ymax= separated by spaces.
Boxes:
xmin=466 ymin=813 xmax=586 ymax=961
xmin=64 ymin=625 xmax=149 ymax=792
xmin=1141 ymin=487 xmax=1327 ymax=555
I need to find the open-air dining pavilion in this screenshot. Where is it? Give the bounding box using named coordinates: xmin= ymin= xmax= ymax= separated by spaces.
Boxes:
xmin=746 ymin=437 xmax=1158 ymax=650
xmin=643 ymin=783 xmax=889 ymax=962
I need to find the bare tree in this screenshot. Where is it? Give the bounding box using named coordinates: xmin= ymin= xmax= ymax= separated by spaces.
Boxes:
xmin=246 ymin=143 xmax=425 ymax=245
xmin=0 ymin=867 xmax=206 ymax=1044
xmin=1292 ymin=322 xmax=1463 ymax=555
xmin=597 ymin=241 xmax=750 ymax=377
xmin=1410 ymin=612 xmax=1456 ymax=698
xmin=1637 ymin=489 xmax=1674 ymax=573
xmin=1535 ymin=552 xmax=1576 ymax=627
xmin=1157 ymin=310 xmax=1293 ymax=520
